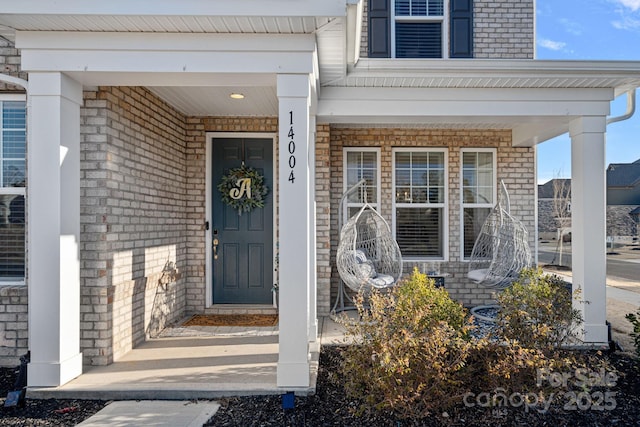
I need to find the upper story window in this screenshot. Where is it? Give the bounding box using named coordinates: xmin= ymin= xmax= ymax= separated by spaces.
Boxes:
xmin=369 ymin=0 xmax=473 ymax=59
xmin=0 ymin=98 xmax=26 ymax=282
xmin=394 ymin=0 xmax=445 ymax=58
xmin=343 ymin=148 xmax=381 ymax=223
xmin=393 ymin=148 xmax=448 ymax=260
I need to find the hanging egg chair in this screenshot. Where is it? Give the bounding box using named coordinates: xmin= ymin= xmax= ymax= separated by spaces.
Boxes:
xmin=336 ymin=203 xmax=403 ymax=294
xmin=467 ymin=181 xmax=532 ymax=289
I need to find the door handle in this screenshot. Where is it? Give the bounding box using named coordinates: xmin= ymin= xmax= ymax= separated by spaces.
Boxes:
xmin=213 ymin=238 xmax=219 ymax=260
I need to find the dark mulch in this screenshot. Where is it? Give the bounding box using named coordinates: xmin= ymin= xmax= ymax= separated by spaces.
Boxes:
xmin=1 ymin=347 xmax=639 ymax=426
xmin=208 ymin=346 xmax=640 ymax=427
xmin=0 ymin=366 xmax=106 ymax=426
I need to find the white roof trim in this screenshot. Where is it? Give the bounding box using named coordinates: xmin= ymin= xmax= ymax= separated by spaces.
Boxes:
xmin=0 ymin=0 xmax=347 ymax=17
xmin=329 ymin=59 xmax=640 ymax=94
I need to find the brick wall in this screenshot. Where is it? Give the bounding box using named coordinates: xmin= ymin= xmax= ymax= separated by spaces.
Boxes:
xmin=359 ymin=0 xmax=535 ymax=59
xmin=0 ymin=37 xmax=27 ymax=91
xmin=607 ymin=205 xmax=639 ymax=238
xmin=0 ymin=286 xmax=27 ymax=366
xmin=326 ymin=126 xmax=536 ymax=307
xmin=474 ymin=0 xmax=535 ymax=59
xmin=80 ymin=86 xmax=188 ymax=365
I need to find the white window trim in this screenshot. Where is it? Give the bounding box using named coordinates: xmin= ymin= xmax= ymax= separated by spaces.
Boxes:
xmin=0 ymin=95 xmax=27 ymax=286
xmin=391 ymin=0 xmax=449 ymax=59
xmin=460 ymin=147 xmax=497 ymax=261
xmin=343 ymin=147 xmax=382 ymax=225
xmin=392 ymin=147 xmax=449 ymax=262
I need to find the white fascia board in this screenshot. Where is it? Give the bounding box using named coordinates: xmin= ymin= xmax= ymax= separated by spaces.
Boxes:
xmin=18 ymin=32 xmax=316 ymax=75
xmin=21 ymin=49 xmax=315 ymax=75
xmin=355 ymin=58 xmax=640 ymax=77
xmin=1 ymin=0 xmax=347 ymax=17
xmin=16 ymin=31 xmax=316 ymax=53
xmin=317 ymin=87 xmax=613 ymax=118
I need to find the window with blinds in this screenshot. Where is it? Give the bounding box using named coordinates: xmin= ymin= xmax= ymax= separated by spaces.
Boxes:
xmin=0 ymin=99 xmax=26 ymax=281
xmin=394 ymin=0 xmax=445 ymax=58
xmin=394 ymin=149 xmax=447 ymax=259
xmin=344 ymin=148 xmax=380 ymax=222
xmin=461 ymin=149 xmax=495 ymax=259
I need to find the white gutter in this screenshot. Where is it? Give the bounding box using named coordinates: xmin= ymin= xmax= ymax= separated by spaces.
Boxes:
xmin=607 ymin=89 xmax=636 ymax=125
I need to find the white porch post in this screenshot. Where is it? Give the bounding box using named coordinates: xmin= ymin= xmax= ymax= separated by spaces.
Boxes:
xmin=570 ymin=116 xmax=609 ymax=344
xmin=27 ymin=72 xmax=83 ymax=386
xmin=308 ymin=116 xmax=318 ymax=343
xmin=277 ymin=74 xmax=311 ymax=387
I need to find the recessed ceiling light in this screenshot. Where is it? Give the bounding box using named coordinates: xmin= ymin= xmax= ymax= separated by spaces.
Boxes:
xmin=230 ymin=93 xmax=245 ymax=99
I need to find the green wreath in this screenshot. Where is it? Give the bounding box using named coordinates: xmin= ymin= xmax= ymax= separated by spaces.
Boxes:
xmin=218 ymin=164 xmax=269 ymax=215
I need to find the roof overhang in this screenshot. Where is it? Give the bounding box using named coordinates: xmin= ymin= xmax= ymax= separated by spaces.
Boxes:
xmin=0 ymin=1 xmax=354 ymax=86
xmin=317 ymin=59 xmax=640 ymax=146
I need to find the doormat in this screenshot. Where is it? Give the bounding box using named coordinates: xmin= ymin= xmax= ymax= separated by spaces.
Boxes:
xmin=182 ymin=314 xmax=278 ymax=327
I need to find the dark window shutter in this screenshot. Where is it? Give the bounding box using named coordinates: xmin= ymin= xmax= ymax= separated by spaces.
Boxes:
xmin=369 ymin=0 xmax=391 ymax=58
xmin=450 ymin=0 xmax=473 ymax=58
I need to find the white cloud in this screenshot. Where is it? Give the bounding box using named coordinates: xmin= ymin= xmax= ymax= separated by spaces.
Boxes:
xmin=559 ymin=18 xmax=583 ymax=36
xmin=612 ymin=16 xmax=640 ymax=29
xmin=538 ymin=38 xmax=567 ymax=51
xmin=615 ymin=0 xmax=640 ymax=11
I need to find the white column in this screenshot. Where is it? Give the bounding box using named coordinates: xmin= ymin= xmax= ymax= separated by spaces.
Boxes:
xmin=307 ymin=116 xmax=318 ymax=343
xmin=27 ymin=72 xmax=83 ymax=386
xmin=277 ymin=74 xmax=311 ymax=387
xmin=570 ymin=116 xmax=609 ymax=344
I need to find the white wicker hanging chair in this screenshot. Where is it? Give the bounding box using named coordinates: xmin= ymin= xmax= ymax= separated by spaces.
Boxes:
xmin=467 ymin=181 xmax=532 ymax=289
xmin=336 ymin=203 xmax=403 ymax=294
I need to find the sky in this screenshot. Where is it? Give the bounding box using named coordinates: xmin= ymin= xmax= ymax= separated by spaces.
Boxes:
xmin=536 ymin=0 xmax=640 ymax=184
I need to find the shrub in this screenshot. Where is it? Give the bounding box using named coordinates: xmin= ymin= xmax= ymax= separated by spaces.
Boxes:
xmin=494 ymin=268 xmax=583 ymax=351
xmin=626 ymin=308 xmax=640 ymax=359
xmin=338 ymin=268 xmax=475 ymax=418
xmin=337 ymin=267 xmax=603 ymax=420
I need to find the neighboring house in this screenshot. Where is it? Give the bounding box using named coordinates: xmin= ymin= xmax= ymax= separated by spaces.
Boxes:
xmin=607 ymin=159 xmax=640 ymax=205
xmin=538 ymin=161 xmax=640 ymax=240
xmin=0 ymin=0 xmax=639 ymax=391
xmin=538 ymin=179 xmax=571 ymax=239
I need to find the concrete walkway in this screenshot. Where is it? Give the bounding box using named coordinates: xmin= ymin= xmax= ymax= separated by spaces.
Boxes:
xmin=42 ymin=317 xmax=348 ymax=427
xmin=76 ymin=400 xmax=220 ymax=427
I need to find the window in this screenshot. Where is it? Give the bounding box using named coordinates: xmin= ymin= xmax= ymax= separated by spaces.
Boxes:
xmin=343 ymin=148 xmax=381 ymax=223
xmin=393 ymin=148 xmax=447 ymax=259
xmin=461 ymin=149 xmax=495 ymax=259
xmin=0 ymin=98 xmax=26 ymax=282
xmin=368 ymin=0 xmax=472 ymax=58
xmin=394 ymin=0 xmax=445 ymax=58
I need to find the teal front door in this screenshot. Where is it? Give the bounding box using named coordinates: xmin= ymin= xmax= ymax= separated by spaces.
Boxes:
xmin=212 ymin=138 xmax=274 ymax=304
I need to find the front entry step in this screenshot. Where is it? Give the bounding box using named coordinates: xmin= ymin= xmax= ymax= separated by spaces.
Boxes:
xmin=204 ymin=304 xmax=277 ymax=316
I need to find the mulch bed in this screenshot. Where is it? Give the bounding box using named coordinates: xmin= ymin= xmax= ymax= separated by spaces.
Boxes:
xmin=208 ymin=346 xmax=640 ymax=427
xmin=182 ymin=314 xmax=278 ymax=327
xmin=1 ymin=346 xmax=638 ymax=426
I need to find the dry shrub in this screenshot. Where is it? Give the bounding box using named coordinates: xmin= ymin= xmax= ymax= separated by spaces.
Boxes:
xmin=339 ymin=268 xmax=476 ymax=418
xmin=337 ymin=268 xmax=610 ymax=420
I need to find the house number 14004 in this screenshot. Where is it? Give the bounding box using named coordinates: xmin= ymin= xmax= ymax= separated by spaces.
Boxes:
xmin=288 ymin=110 xmax=296 ymax=183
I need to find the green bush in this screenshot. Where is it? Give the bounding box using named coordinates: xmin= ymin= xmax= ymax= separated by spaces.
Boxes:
xmin=338 ymin=268 xmax=476 ymax=418
xmin=495 ymin=268 xmax=583 ymax=351
xmin=625 ymin=308 xmax=640 ymax=359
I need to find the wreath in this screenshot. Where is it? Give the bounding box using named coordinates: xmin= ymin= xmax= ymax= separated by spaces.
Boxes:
xmin=218 ymin=164 xmax=269 ymax=215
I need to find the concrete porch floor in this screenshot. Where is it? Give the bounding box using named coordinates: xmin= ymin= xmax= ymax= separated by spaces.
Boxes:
xmin=27 ymin=316 xmax=348 ymax=401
